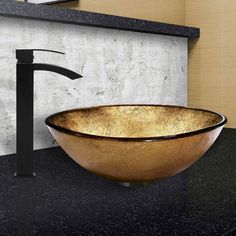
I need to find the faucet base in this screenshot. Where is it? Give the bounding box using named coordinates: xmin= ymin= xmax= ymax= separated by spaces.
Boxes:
xmin=14 ymin=172 xmax=36 ymax=177
xmin=118 ymin=181 xmax=150 ymax=187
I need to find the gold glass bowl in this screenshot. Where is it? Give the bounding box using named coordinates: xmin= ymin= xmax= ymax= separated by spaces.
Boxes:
xmin=45 ymin=105 xmax=226 ymax=183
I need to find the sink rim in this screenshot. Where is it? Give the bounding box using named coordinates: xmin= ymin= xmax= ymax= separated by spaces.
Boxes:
xmin=45 ymin=104 xmax=227 ymax=142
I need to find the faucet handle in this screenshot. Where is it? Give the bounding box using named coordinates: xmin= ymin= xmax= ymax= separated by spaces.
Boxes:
xmin=16 ymin=49 xmax=65 ymax=63
xmin=31 ymin=49 xmax=65 ymax=55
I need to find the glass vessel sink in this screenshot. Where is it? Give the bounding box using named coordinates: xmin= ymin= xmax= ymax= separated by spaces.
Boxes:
xmin=45 ymin=105 xmax=226 ymax=183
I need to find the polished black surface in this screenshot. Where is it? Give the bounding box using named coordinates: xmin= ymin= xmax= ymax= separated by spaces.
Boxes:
xmin=0 ymin=128 xmax=235 ymax=236
xmin=0 ymin=0 xmax=199 ymax=38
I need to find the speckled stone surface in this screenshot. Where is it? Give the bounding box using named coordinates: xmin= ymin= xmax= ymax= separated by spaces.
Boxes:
xmin=0 ymin=128 xmax=235 ymax=236
xmin=0 ymin=0 xmax=199 ymax=38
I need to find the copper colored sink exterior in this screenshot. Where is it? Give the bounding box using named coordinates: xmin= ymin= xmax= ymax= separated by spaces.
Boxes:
xmin=45 ymin=105 xmax=227 ymax=183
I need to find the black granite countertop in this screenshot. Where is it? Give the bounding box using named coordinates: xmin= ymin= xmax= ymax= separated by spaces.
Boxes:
xmin=0 ymin=0 xmax=199 ymax=38
xmin=0 ymin=128 xmax=235 ymax=236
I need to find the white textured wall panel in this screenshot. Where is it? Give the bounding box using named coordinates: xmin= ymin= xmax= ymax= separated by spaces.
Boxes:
xmin=0 ymin=17 xmax=187 ymax=155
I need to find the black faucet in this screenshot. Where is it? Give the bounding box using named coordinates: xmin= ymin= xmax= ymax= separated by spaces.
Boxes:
xmin=15 ymin=49 xmax=83 ymax=176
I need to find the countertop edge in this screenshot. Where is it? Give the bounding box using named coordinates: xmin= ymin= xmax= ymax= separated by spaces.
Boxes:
xmin=0 ymin=0 xmax=200 ymax=38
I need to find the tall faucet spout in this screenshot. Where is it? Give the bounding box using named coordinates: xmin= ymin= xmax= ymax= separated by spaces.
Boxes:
xmin=33 ymin=63 xmax=83 ymax=80
xmin=15 ymin=49 xmax=83 ymax=176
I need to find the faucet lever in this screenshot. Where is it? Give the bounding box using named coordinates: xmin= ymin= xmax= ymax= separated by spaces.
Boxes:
xmin=16 ymin=49 xmax=65 ymax=63
xmin=30 ymin=49 xmax=65 ymax=54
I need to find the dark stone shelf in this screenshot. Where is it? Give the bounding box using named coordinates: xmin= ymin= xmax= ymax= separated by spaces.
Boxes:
xmin=0 ymin=128 xmax=235 ymax=235
xmin=0 ymin=0 xmax=199 ymax=38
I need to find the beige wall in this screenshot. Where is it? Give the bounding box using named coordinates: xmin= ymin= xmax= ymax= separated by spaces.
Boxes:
xmin=55 ymin=0 xmax=185 ymax=25
xmin=185 ymin=0 xmax=236 ymax=128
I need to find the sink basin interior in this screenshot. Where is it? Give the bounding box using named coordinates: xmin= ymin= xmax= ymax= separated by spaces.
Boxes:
xmin=47 ymin=105 xmax=224 ymax=139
